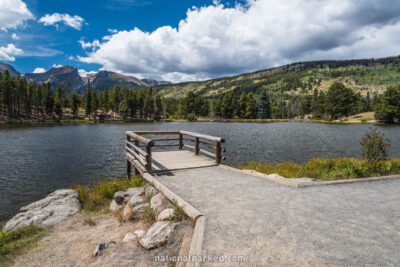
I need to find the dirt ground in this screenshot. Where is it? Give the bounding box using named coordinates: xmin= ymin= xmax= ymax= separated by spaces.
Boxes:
xmin=12 ymin=213 xmax=190 ymax=267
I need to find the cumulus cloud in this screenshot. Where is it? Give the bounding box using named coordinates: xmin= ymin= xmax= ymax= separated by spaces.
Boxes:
xmin=0 ymin=0 xmax=34 ymax=31
xmin=0 ymin=43 xmax=23 ymax=61
xmin=52 ymin=64 xmax=63 ymax=68
xmin=79 ymin=39 xmax=101 ymax=50
xmin=78 ymin=0 xmax=400 ymax=82
xmin=33 ymin=67 xmax=46 ymax=73
xmin=11 ymin=33 xmax=19 ymax=39
xmin=78 ymin=69 xmax=97 ymax=77
xmin=39 ymin=13 xmax=85 ymax=30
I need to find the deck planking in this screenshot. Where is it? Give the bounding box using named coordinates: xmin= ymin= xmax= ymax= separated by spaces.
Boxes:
xmin=150 ymin=150 xmax=217 ymax=172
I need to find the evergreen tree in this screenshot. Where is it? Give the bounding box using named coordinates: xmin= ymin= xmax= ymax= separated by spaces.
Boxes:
xmin=258 ymin=92 xmax=271 ymax=119
xmin=245 ymin=92 xmax=257 ymax=118
xmin=54 ymin=85 xmax=65 ymax=118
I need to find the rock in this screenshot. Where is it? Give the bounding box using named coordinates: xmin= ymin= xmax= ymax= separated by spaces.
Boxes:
xmin=132 ymin=203 xmax=149 ymax=216
xmin=157 ymin=208 xmax=175 ymax=221
xmin=3 ymin=189 xmax=81 ymax=232
xmin=122 ymin=205 xmax=132 ymax=219
xmin=113 ymin=191 xmax=125 ymax=205
xmin=122 ymin=232 xmax=135 ymax=243
xmin=145 ymin=185 xmax=158 ymax=196
xmin=150 ymin=193 xmax=172 ymax=214
xmin=123 ymin=230 xmax=145 ymax=242
xmin=127 ymin=195 xmax=144 ymax=207
xmin=109 ymin=200 xmax=122 ymax=213
xmin=139 ymin=221 xmax=176 ymax=249
xmin=126 ymin=187 xmax=144 ymax=198
xmin=133 ymin=229 xmax=146 ymax=239
xmin=93 ymin=241 xmax=116 ymax=257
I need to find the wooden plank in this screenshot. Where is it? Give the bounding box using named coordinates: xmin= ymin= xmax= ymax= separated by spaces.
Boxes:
xmin=133 ymin=131 xmax=180 ymax=135
xmin=187 ymin=216 xmax=206 ymax=267
xmin=126 ymin=140 xmax=148 ymax=157
xmin=125 ymin=146 xmax=147 ymax=167
xmin=151 ymin=138 xmax=180 ymax=141
xmin=180 ymin=131 xmax=225 ymax=143
xmin=126 ymin=153 xmax=146 ymax=174
xmin=126 ymin=131 xmax=154 ymax=146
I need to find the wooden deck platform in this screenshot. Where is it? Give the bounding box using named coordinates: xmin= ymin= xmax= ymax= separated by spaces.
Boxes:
xmin=125 ymin=131 xmax=226 ymax=176
xmin=151 ymin=150 xmax=217 ymax=172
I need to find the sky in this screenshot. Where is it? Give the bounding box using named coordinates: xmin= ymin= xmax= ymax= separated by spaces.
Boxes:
xmin=1 ymin=0 xmax=400 ymax=82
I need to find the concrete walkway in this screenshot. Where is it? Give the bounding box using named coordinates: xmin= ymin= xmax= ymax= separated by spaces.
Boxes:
xmin=155 ymin=166 xmax=400 ymax=266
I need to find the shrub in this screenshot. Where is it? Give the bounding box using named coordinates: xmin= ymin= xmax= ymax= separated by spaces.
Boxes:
xmin=186 ymin=113 xmax=197 ymax=122
xmin=359 ymin=127 xmax=392 ymax=165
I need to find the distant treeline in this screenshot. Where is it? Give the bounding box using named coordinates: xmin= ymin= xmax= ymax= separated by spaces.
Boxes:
xmin=1 ymin=69 xmax=399 ymax=123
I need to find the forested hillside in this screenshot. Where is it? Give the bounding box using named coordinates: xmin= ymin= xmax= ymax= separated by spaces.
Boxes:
xmin=1 ymin=56 xmax=400 ymax=123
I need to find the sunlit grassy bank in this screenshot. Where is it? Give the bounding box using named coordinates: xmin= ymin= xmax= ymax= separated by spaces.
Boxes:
xmin=75 ymin=176 xmax=146 ymax=212
xmin=0 ymin=225 xmax=46 ymax=266
xmin=240 ymin=158 xmax=400 ymax=180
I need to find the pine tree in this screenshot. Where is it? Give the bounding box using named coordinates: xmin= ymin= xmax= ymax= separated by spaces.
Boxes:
xmin=54 ymin=85 xmax=65 ymax=119
xmin=258 ymin=92 xmax=271 ymax=119
xmin=238 ymin=92 xmax=247 ymax=118
xmin=245 ymin=92 xmax=257 ymax=118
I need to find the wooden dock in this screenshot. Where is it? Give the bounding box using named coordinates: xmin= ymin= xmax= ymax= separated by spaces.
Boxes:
xmin=125 ymin=131 xmax=226 ymax=175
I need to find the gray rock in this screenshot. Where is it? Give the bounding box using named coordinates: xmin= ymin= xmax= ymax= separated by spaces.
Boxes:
xmin=122 ymin=205 xmax=132 ymax=219
xmin=150 ymin=193 xmax=172 ymax=214
xmin=123 ymin=230 xmax=146 ymax=242
xmin=3 ymin=189 xmax=81 ymax=232
xmin=157 ymin=208 xmax=175 ymax=221
xmin=93 ymin=241 xmax=116 ymax=257
xmin=109 ymin=200 xmax=122 ymax=213
xmin=126 ymin=187 xmax=144 ymax=197
xmin=133 ymin=229 xmax=146 ymax=239
xmin=122 ymin=232 xmax=135 ymax=243
xmin=145 ymin=185 xmax=158 ymax=197
xmin=132 ymin=203 xmax=149 ymax=216
xmin=127 ymin=195 xmax=144 ymax=207
xmin=139 ymin=221 xmax=176 ymax=249
xmin=113 ymin=191 xmax=125 ymax=205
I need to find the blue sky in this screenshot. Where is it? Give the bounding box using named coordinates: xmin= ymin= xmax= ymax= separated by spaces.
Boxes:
xmin=1 ymin=0 xmax=400 ymax=82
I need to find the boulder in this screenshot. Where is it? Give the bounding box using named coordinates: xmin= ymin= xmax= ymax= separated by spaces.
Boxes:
xmin=127 ymin=195 xmax=144 ymax=207
xmin=123 ymin=230 xmax=146 ymax=242
xmin=145 ymin=185 xmax=158 ymax=196
xmin=139 ymin=221 xmax=176 ymax=249
xmin=109 ymin=200 xmax=122 ymax=213
xmin=126 ymin=187 xmax=144 ymax=198
xmin=150 ymin=193 xmax=172 ymax=214
xmin=122 ymin=205 xmax=132 ymax=219
xmin=113 ymin=191 xmax=125 ymax=205
xmin=3 ymin=189 xmax=81 ymax=232
xmin=157 ymin=208 xmax=175 ymax=221
xmin=132 ymin=203 xmax=149 ymax=216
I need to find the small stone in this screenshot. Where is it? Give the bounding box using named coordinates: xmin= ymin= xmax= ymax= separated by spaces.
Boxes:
xmin=122 ymin=232 xmax=135 ymax=243
xmin=113 ymin=191 xmax=125 ymax=205
xmin=93 ymin=241 xmax=116 ymax=257
xmin=150 ymin=193 xmax=172 ymax=214
xmin=127 ymin=195 xmax=144 ymax=207
xmin=109 ymin=200 xmax=122 ymax=213
xmin=157 ymin=208 xmax=175 ymax=221
xmin=139 ymin=221 xmax=176 ymax=249
xmin=132 ymin=203 xmax=149 ymax=216
xmin=145 ymin=185 xmax=158 ymax=197
xmin=133 ymin=229 xmax=146 ymax=239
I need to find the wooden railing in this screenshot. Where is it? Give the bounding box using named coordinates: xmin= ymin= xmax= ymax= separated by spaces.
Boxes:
xmin=125 ymin=131 xmax=225 ymax=176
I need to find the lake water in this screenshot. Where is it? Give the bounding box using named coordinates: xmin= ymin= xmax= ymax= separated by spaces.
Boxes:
xmin=1 ymin=122 xmax=400 ymax=222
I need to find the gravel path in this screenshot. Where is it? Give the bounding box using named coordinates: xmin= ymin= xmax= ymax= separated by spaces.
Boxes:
xmin=155 ymin=166 xmax=400 ymax=266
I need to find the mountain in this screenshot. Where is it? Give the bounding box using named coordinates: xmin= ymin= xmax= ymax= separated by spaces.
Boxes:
xmin=0 ymin=63 xmax=170 ymax=93
xmin=0 ymin=62 xmax=20 ymax=77
xmin=24 ymin=66 xmax=85 ymax=92
xmin=155 ymin=56 xmax=400 ymax=98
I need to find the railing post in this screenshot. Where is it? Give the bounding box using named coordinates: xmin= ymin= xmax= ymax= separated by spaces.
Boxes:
xmin=126 ymin=135 xmax=131 ymax=178
xmin=146 ymin=145 xmax=152 ymax=172
xmin=194 ymin=137 xmax=199 ymax=155
xmin=179 ymin=133 xmax=183 ymax=150
xmin=216 ymin=141 xmax=221 ymax=164
xmin=134 ymin=139 xmax=140 ymax=175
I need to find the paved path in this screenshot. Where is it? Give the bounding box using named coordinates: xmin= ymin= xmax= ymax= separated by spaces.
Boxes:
xmin=155 ymin=166 xmax=400 ymax=266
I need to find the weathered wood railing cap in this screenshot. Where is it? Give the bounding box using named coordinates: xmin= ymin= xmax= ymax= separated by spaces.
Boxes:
xmin=179 ymin=131 xmax=225 ymax=143
xmin=127 ymin=130 xmax=225 ymax=143
xmin=126 ymin=131 xmax=155 ymax=147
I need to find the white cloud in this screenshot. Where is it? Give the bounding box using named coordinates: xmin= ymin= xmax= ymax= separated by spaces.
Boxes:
xmin=0 ymin=43 xmax=23 ymax=61
xmin=0 ymin=0 xmax=34 ymax=31
xmin=108 ymin=29 xmax=118 ymax=33
xmin=78 ymin=69 xmax=97 ymax=78
xmin=52 ymin=64 xmax=63 ymax=68
xmin=11 ymin=33 xmax=19 ymax=40
xmin=78 ymin=0 xmax=400 ymax=82
xmin=79 ymin=39 xmax=100 ymax=50
xmin=39 ymin=13 xmax=85 ymax=30
xmin=33 ymin=67 xmax=46 ymax=73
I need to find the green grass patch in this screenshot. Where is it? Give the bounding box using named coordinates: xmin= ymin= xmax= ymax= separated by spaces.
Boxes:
xmin=0 ymin=225 xmax=47 ymax=266
xmin=240 ymin=158 xmax=400 ymax=180
xmin=75 ymin=176 xmax=146 ymax=212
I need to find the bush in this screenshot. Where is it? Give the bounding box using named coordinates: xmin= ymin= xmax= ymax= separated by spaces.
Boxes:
xmin=359 ymin=127 xmax=392 ymax=165
xmin=75 ymin=176 xmax=146 ymax=212
xmin=186 ymin=113 xmax=197 ymax=122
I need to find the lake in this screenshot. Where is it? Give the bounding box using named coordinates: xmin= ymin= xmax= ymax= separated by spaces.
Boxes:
xmin=1 ymin=122 xmax=400 ymax=222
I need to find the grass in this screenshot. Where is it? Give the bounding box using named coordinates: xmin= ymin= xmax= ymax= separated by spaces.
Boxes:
xmin=240 ymin=158 xmax=400 ymax=181
xmin=75 ymin=176 xmax=147 ymax=212
xmin=0 ymin=225 xmax=47 ymax=266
